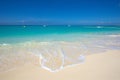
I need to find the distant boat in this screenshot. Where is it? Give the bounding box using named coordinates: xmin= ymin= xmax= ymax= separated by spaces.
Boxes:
xmin=43 ymin=25 xmax=46 ymax=27
xmin=23 ymin=26 xmax=26 ymax=28
xmin=97 ymin=26 xmax=102 ymax=28
xmin=68 ymin=25 xmax=71 ymax=27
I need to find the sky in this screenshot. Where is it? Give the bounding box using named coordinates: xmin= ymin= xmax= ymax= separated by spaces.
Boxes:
xmin=0 ymin=0 xmax=120 ymax=25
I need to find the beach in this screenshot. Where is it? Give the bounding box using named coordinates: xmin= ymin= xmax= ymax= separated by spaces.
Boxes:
xmin=0 ymin=50 xmax=120 ymax=80
xmin=0 ymin=25 xmax=120 ymax=80
xmin=0 ymin=0 xmax=120 ymax=79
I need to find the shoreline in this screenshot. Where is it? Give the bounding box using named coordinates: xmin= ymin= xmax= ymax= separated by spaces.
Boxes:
xmin=0 ymin=50 xmax=120 ymax=80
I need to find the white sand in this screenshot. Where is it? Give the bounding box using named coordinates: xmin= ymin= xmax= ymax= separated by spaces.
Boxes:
xmin=0 ymin=50 xmax=120 ymax=80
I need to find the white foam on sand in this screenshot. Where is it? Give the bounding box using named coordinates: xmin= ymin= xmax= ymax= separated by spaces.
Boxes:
xmin=0 ymin=34 xmax=120 ymax=72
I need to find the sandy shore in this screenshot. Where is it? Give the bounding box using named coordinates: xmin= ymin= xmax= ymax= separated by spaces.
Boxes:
xmin=0 ymin=50 xmax=120 ymax=80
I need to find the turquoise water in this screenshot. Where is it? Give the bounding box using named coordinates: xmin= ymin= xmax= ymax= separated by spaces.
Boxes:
xmin=0 ymin=25 xmax=120 ymax=72
xmin=0 ymin=25 xmax=120 ymax=43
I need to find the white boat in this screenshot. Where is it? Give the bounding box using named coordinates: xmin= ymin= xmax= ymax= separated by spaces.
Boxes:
xmin=43 ymin=25 xmax=46 ymax=27
xmin=68 ymin=25 xmax=71 ymax=27
xmin=23 ymin=26 xmax=26 ymax=28
xmin=97 ymin=26 xmax=102 ymax=28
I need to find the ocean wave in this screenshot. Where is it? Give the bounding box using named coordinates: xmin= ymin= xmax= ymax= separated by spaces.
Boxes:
xmin=107 ymin=34 xmax=120 ymax=37
xmin=0 ymin=34 xmax=120 ymax=72
xmin=0 ymin=41 xmax=86 ymax=72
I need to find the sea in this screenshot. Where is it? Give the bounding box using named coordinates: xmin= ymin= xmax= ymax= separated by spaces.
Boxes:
xmin=0 ymin=25 xmax=120 ymax=72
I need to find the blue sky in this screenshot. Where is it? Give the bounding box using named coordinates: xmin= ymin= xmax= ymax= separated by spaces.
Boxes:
xmin=0 ymin=0 xmax=120 ymax=25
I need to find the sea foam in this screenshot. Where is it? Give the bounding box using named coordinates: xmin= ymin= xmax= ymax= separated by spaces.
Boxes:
xmin=0 ymin=34 xmax=120 ymax=72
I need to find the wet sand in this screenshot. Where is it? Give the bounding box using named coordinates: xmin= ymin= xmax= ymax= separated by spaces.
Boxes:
xmin=0 ymin=50 xmax=120 ymax=80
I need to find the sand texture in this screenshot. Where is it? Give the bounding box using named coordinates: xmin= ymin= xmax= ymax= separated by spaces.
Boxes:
xmin=0 ymin=50 xmax=120 ymax=80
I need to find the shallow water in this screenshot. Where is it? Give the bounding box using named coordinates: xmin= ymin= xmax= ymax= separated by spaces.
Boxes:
xmin=0 ymin=25 xmax=120 ymax=72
